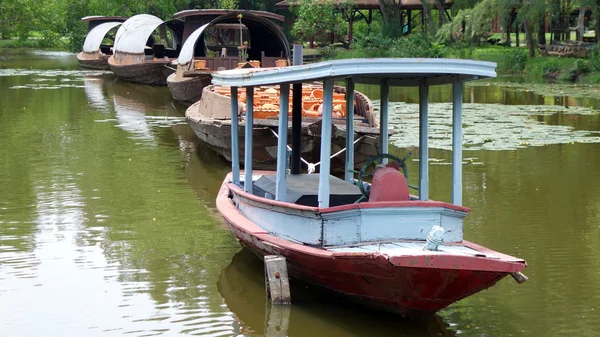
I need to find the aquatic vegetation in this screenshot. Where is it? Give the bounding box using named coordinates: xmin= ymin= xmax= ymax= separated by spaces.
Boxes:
xmin=378 ymin=101 xmax=600 ymax=151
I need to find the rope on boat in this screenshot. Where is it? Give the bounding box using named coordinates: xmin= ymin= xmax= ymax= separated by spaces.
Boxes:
xmin=267 ymin=128 xmax=366 ymax=174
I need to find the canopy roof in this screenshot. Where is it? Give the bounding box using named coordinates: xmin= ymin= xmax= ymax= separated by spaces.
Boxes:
xmin=173 ymin=9 xmax=284 ymax=22
xmin=211 ymin=58 xmax=496 ymax=87
xmin=275 ymin=0 xmax=454 ymax=10
xmin=177 ymin=12 xmax=290 ymax=65
xmin=82 ymin=22 xmax=122 ymax=53
xmin=81 ymin=16 xmax=128 ymax=22
xmin=114 ymin=14 xmax=183 ymax=54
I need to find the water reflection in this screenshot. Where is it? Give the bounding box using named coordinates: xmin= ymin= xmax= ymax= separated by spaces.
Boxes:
xmin=83 ymin=77 xmax=110 ymax=111
xmin=2 ymin=50 xmax=600 ymax=337
xmin=218 ymin=249 xmax=457 ymax=337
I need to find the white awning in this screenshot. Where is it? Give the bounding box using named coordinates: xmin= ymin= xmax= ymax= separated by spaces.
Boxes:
xmin=177 ymin=23 xmax=210 ymax=65
xmin=82 ymin=22 xmax=122 ymax=53
xmin=114 ymin=14 xmax=164 ymax=54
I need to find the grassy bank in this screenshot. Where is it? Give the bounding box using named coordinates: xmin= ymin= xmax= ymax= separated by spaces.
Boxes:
xmin=0 ymin=36 xmax=69 ymax=50
xmin=327 ymin=44 xmax=600 ymax=84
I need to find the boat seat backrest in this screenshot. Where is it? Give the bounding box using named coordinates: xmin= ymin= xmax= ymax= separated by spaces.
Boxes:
xmin=368 ymin=167 xmax=410 ymax=202
xmin=152 ymin=43 xmax=165 ymax=58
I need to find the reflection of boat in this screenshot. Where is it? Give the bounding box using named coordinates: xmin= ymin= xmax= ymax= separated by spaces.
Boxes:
xmin=213 ymin=58 xmax=527 ymax=317
xmin=186 ymin=83 xmax=379 ymax=172
xmin=83 ymin=77 xmax=110 ymax=110
xmin=109 ymin=81 xmax=172 ymax=142
xmin=167 ymin=10 xmax=289 ymax=104
xmin=108 ymin=14 xmax=184 ymax=85
xmin=77 ymin=16 xmax=127 ymax=70
xmin=217 ymin=249 xmax=457 ymax=336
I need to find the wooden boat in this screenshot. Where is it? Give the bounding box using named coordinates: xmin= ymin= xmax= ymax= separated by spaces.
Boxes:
xmin=77 ymin=16 xmax=127 ymax=70
xmin=186 ymin=83 xmax=380 ymax=172
xmin=108 ymin=14 xmax=184 ymax=85
xmin=167 ymin=10 xmax=289 ymax=104
xmin=538 ymin=41 xmax=595 ymax=58
xmin=212 ymin=58 xmax=528 ymax=317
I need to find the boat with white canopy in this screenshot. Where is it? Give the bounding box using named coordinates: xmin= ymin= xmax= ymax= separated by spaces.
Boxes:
xmin=77 ymin=16 xmax=127 ymax=70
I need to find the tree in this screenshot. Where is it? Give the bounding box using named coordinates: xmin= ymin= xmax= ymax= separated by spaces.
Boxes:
xmin=291 ymin=0 xmax=348 ymax=47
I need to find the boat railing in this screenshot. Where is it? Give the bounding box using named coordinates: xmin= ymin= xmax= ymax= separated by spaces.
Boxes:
xmin=211 ymin=58 xmax=497 ymax=208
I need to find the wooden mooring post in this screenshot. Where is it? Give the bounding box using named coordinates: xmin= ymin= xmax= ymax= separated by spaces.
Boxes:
xmin=264 ymin=255 xmax=291 ymax=304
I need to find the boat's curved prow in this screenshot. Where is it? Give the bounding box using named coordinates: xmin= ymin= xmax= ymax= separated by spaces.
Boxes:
xmin=77 ymin=21 xmax=123 ymax=70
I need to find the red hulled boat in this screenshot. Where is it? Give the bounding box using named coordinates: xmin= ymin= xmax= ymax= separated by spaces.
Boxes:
xmin=210 ymin=58 xmax=527 ymax=316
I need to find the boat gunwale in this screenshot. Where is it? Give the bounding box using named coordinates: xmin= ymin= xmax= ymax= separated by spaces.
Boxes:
xmin=228 ymin=181 xmax=471 ymax=213
xmin=217 ymin=174 xmax=526 ymax=272
xmin=173 ymin=9 xmax=285 ymax=22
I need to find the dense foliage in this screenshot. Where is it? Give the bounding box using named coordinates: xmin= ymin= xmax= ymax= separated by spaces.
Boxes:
xmin=0 ymin=0 xmax=282 ymax=51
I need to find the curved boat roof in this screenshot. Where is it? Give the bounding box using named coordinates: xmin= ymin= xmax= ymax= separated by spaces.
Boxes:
xmin=114 ymin=15 xmax=184 ymax=54
xmin=82 ymin=22 xmax=122 ymax=53
xmin=177 ymin=12 xmax=289 ymax=66
xmin=211 ymin=58 xmax=496 ymax=86
xmin=114 ymin=14 xmax=164 ymax=54
xmin=173 ymin=9 xmax=284 ymax=22
xmin=82 ymin=16 xmax=128 ymax=22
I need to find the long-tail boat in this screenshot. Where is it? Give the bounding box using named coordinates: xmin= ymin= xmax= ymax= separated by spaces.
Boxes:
xmin=77 ymin=16 xmax=127 ymax=70
xmin=211 ymin=58 xmax=528 ymax=316
xmin=108 ymin=14 xmax=184 ymax=85
xmin=167 ymin=10 xmax=289 ymax=104
xmin=185 ymin=82 xmax=380 ymax=172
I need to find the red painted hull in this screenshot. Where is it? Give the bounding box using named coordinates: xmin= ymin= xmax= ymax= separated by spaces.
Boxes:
xmin=216 ymin=174 xmax=526 ymax=316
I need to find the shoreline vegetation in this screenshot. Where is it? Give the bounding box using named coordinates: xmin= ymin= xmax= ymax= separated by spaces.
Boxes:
xmin=3 ymin=0 xmax=600 ymax=88
xmin=4 ymin=37 xmax=600 ymax=86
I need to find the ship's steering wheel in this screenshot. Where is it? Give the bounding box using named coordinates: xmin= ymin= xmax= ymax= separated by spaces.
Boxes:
xmin=356 ymin=152 xmax=414 ymax=200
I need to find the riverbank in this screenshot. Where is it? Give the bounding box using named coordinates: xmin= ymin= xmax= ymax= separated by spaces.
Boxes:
xmin=329 ymin=45 xmax=600 ymax=84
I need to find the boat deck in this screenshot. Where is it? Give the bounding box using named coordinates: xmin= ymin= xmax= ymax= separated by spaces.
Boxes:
xmin=328 ymin=241 xmax=525 ymax=263
xmin=331 ymin=241 xmax=492 ymax=257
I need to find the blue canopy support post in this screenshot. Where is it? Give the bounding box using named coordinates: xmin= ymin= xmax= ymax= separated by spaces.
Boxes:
xmin=318 ymin=79 xmax=334 ymax=208
xmin=452 ymin=80 xmax=463 ymax=206
xmin=380 ymin=79 xmax=389 ymax=163
xmin=244 ymin=86 xmax=254 ymax=194
xmin=231 ymin=86 xmax=240 ymax=185
xmin=276 ymin=83 xmax=290 ymax=201
xmin=344 ymin=78 xmax=355 ymax=183
xmin=291 ymin=45 xmax=303 ymax=175
xmin=418 ymin=81 xmax=429 ymax=200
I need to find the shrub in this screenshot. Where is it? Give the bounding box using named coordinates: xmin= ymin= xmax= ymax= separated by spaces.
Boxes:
xmin=586 ymin=47 xmax=600 ymax=71
xmin=504 ymin=48 xmax=527 ymax=72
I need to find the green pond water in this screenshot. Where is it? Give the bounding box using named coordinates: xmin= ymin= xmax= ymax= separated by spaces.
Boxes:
xmin=1 ymin=49 xmax=600 ymax=336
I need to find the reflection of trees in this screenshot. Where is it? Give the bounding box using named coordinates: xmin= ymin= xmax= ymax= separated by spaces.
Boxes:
xmin=218 ymin=249 xmax=457 ymax=337
xmin=69 ymin=76 xmax=241 ymax=311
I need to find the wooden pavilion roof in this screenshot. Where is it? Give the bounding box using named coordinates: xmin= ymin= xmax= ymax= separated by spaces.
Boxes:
xmin=275 ymin=0 xmax=454 ymax=10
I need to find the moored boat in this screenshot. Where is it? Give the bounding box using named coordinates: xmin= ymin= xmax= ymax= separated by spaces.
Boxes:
xmin=211 ymin=58 xmax=528 ymax=316
xmin=108 ymin=14 xmax=184 ymax=85
xmin=167 ymin=10 xmax=289 ymax=104
xmin=77 ymin=16 xmax=127 ymax=70
xmin=186 ymin=82 xmax=379 ymax=172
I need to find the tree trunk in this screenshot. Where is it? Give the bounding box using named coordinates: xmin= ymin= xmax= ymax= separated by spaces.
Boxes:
xmin=596 ymin=0 xmax=600 ymax=43
xmin=516 ymin=23 xmax=520 ymax=47
xmin=505 ymin=19 xmax=511 ymax=46
xmin=434 ymin=0 xmax=449 ymax=24
xmin=524 ymin=20 xmax=535 ymax=57
xmin=420 ymin=1 xmax=436 ymax=36
xmin=538 ymin=17 xmax=547 ymax=45
xmin=577 ymin=2 xmax=585 ymax=42
xmin=378 ymin=0 xmax=402 ymax=37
